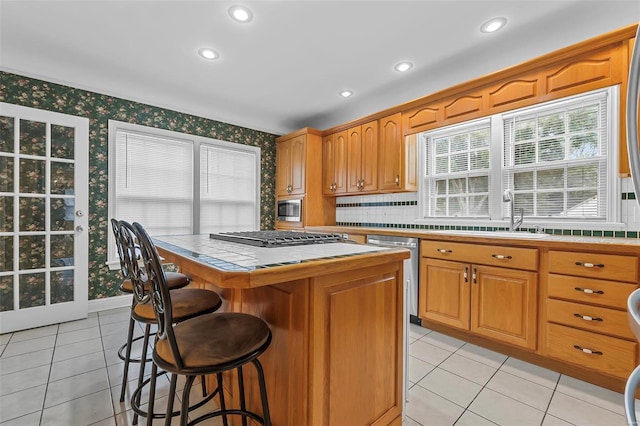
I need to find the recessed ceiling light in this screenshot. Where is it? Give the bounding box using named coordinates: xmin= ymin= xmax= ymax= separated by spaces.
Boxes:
xmin=339 ymin=90 xmax=354 ymax=98
xmin=198 ymin=48 xmax=219 ymax=60
xmin=480 ymin=17 xmax=507 ymax=33
xmin=229 ymin=5 xmax=253 ymax=23
xmin=394 ymin=61 xmax=414 ymax=73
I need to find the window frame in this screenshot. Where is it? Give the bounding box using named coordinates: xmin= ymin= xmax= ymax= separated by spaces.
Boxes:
xmin=417 ymin=86 xmax=621 ymax=229
xmin=107 ymin=120 xmax=261 ymax=269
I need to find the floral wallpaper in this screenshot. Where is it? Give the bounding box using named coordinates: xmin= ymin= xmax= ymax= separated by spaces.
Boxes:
xmin=0 ymin=71 xmax=278 ymax=299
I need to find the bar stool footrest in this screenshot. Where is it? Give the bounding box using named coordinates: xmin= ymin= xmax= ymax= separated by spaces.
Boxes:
xmin=130 ymin=373 xmax=220 ymax=422
xmin=118 ymin=335 xmax=153 ymax=363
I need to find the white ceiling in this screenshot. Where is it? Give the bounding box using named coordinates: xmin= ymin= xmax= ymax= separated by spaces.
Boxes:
xmin=1 ymin=0 xmax=639 ymax=136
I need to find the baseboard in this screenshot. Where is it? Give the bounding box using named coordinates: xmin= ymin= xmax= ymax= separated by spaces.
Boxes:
xmin=88 ymin=294 xmax=131 ymax=313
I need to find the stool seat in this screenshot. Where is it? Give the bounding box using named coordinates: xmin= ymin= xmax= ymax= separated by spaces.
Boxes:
xmin=133 ymin=288 xmax=222 ymax=323
xmin=120 ymin=271 xmax=189 ymax=293
xmin=155 ymin=312 xmax=271 ymax=372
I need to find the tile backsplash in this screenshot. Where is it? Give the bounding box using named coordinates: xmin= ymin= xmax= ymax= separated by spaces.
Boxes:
xmin=336 ymin=177 xmax=640 ymax=237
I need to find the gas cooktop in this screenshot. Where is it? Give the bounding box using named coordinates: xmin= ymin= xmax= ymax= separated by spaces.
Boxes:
xmin=209 ymin=230 xmax=344 ymax=248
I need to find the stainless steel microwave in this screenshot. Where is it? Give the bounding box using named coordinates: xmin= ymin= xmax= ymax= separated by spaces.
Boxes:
xmin=277 ymin=199 xmax=302 ymax=222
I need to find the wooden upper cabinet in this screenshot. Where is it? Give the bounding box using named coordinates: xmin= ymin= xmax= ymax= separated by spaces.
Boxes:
xmin=276 ymin=134 xmax=306 ymax=196
xmin=543 ymin=45 xmax=623 ymax=98
xmin=322 ymin=131 xmax=347 ymax=195
xmin=379 ymin=112 xmax=416 ymax=192
xmin=379 ymin=113 xmax=402 ymax=191
xmin=403 ymin=104 xmax=442 ymax=135
xmin=347 ymin=120 xmax=378 ymax=193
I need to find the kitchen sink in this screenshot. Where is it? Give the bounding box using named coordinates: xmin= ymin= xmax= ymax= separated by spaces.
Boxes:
xmin=426 ymin=230 xmax=550 ymax=239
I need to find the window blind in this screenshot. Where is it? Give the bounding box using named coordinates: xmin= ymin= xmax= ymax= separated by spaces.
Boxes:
xmin=114 ymin=129 xmax=193 ymax=235
xmin=502 ymin=90 xmax=608 ymax=220
xmin=422 ymin=119 xmax=491 ymax=218
xmin=200 ymin=144 xmax=258 ymax=233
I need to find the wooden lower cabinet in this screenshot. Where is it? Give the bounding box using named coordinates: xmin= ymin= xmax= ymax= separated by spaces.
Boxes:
xmin=419 ymin=257 xmax=537 ymax=350
xmin=471 ymin=265 xmax=537 ymax=350
xmin=420 ymin=258 xmax=470 ymax=329
xmin=542 ymin=249 xmax=640 ymax=382
xmin=545 ymin=323 xmax=637 ymax=380
xmin=189 ymin=261 xmax=404 ymax=426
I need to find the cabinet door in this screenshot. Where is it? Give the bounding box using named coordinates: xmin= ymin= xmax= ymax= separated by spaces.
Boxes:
xmin=276 ymin=139 xmax=292 ymax=197
xmin=360 ymin=120 xmax=378 ymax=192
xmin=378 ymin=112 xmax=403 ymax=191
xmin=333 ymin=131 xmax=347 ymax=195
xmin=289 ymin=135 xmax=306 ymax=195
xmin=471 ymin=265 xmax=537 ymax=350
xmin=323 ymin=133 xmax=336 ymax=195
xmin=323 ymin=131 xmax=347 ymax=195
xmin=347 ymin=126 xmax=362 ymax=193
xmin=419 ymin=258 xmax=470 ymax=330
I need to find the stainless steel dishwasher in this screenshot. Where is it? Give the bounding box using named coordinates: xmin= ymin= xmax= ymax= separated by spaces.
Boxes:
xmin=366 ymin=234 xmax=419 ymax=420
xmin=366 ymin=234 xmax=419 ymax=322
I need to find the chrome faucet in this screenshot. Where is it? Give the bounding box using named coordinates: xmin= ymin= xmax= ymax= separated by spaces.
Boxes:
xmin=502 ymin=189 xmax=524 ymax=231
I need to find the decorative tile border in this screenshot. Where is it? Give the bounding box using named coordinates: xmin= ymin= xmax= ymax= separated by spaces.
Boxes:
xmin=335 ymin=222 xmax=640 ymax=239
xmin=622 ymin=192 xmax=637 ymax=200
xmin=336 ymin=201 xmax=417 ymax=208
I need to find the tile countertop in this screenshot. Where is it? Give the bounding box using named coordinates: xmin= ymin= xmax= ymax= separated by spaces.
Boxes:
xmin=306 ymin=226 xmax=640 ymax=250
xmin=153 ymin=234 xmax=389 ymax=272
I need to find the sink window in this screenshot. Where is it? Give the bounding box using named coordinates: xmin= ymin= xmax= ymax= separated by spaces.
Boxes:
xmin=419 ymin=86 xmax=618 ymax=224
xmin=423 ymin=119 xmax=491 ymax=217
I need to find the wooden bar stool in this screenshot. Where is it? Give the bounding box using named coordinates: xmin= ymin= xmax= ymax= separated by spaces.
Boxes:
xmin=133 ymin=221 xmax=272 ymax=426
xmin=112 ymin=219 xmax=223 ymax=425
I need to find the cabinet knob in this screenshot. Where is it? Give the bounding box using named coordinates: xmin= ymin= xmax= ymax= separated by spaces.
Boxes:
xmin=573 ymin=344 xmax=603 ymax=355
xmin=575 ymin=261 xmax=605 ymax=268
xmin=573 ymin=313 xmax=603 ymax=322
xmin=491 ymin=254 xmax=513 ymax=260
xmin=574 ymin=287 xmax=605 ymax=295
xmin=395 ymin=175 xmax=400 ymax=186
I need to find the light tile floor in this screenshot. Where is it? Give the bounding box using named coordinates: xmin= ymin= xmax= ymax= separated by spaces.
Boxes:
xmin=0 ymin=308 xmax=637 ymax=425
xmin=405 ymin=323 xmax=638 ymax=426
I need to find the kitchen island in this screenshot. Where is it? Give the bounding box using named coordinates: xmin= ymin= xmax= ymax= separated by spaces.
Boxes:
xmin=153 ymin=234 xmax=410 ymax=426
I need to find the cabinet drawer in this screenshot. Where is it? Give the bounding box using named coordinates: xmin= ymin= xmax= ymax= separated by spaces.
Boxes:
xmin=421 ymin=240 xmax=538 ymax=270
xmin=545 ymin=323 xmax=637 ymax=379
xmin=546 ymin=299 xmax=633 ymax=340
xmin=548 ymin=251 xmax=638 ymax=283
xmin=547 ymin=274 xmax=637 ymax=310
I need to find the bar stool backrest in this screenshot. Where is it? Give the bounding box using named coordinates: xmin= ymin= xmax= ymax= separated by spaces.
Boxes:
xmin=112 ymin=219 xmax=148 ymax=304
xmin=132 ymin=221 xmax=185 ymax=370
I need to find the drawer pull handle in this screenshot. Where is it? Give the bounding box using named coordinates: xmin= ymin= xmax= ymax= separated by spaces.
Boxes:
xmin=575 ymin=262 xmax=605 ymax=268
xmin=464 ymin=267 xmax=468 ymax=283
xmin=573 ymin=313 xmax=603 ymax=322
xmin=573 ymin=344 xmax=603 ymax=355
xmin=574 ymin=287 xmax=605 ymax=295
xmin=436 ymin=249 xmax=452 ymax=254
xmin=491 ymin=254 xmax=513 ymax=260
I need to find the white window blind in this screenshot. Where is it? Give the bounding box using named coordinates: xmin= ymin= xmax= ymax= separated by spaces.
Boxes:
xmin=503 ymin=90 xmax=609 ymax=220
xmin=200 ymin=144 xmax=259 ymax=233
xmin=422 ymin=119 xmax=492 ymax=218
xmin=114 ymin=130 xmax=193 ymax=235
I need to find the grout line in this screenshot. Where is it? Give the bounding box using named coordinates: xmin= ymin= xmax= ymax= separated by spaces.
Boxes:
xmin=39 ymin=325 xmax=59 ymax=426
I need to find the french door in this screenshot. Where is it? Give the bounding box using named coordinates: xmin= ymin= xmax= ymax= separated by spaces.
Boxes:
xmin=0 ymin=103 xmax=88 ymax=333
